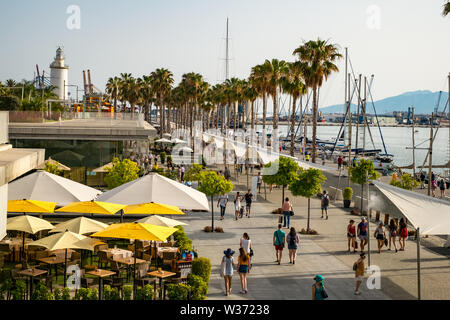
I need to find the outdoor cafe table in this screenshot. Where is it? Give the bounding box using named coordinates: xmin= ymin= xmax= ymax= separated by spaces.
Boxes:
xmin=37 ymin=256 xmax=66 ymax=281
xmin=101 ymin=248 xmax=132 ymax=260
xmin=18 ymin=268 xmax=48 ymax=299
xmin=0 ymin=238 xmax=33 ymax=262
xmin=86 ymin=269 xmax=116 ymax=300
xmin=147 ymin=270 xmax=176 ymax=299
xmin=114 ymin=257 xmax=146 ymax=282
xmin=157 ymin=247 xmax=178 ymax=258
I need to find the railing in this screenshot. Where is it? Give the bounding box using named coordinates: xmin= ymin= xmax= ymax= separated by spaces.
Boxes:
xmin=8 ymin=111 xmax=143 ymax=123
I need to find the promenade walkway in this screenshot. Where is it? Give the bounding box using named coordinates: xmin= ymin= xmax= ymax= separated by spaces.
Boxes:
xmin=180 ymin=166 xmax=450 ymax=300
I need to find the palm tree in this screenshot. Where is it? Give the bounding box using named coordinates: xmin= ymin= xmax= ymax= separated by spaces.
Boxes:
xmin=180 ymin=72 xmax=207 ymax=136
xmin=244 ymin=81 xmax=259 ymax=132
xmin=282 ymin=62 xmax=307 ymax=156
xmin=443 ymin=1 xmax=450 ymax=16
xmin=293 ymin=39 xmax=342 ymax=163
xmin=138 ymin=75 xmax=154 ymax=123
xmin=125 ymin=77 xmax=141 ymax=116
xmin=151 ymin=68 xmax=174 ymax=136
xmin=106 ymin=76 xmax=120 ymax=114
xmin=250 ymin=64 xmax=270 ymax=143
xmin=262 ymin=59 xmax=289 ymax=137
xmin=118 ymin=73 xmax=132 ymax=112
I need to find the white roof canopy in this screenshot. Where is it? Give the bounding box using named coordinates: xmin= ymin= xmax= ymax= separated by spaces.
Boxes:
xmin=372 ymin=180 xmax=450 ymax=235
xmin=97 ymin=173 xmax=209 ymax=211
xmin=8 ymin=171 xmax=102 ymax=206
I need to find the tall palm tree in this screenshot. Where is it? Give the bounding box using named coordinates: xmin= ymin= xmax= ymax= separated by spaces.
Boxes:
xmin=282 ymin=62 xmax=307 ymax=156
xmin=125 ymin=77 xmax=141 ymax=115
xmin=180 ymin=72 xmax=207 ymax=136
xmin=151 ymin=68 xmax=174 ymax=136
xmin=118 ymin=73 xmax=132 ymax=112
xmin=106 ymin=76 xmax=120 ymax=114
xmin=244 ymin=80 xmax=259 ymax=132
xmin=262 ymin=59 xmax=289 ymax=137
xmin=443 ymin=1 xmax=450 ymax=16
xmin=138 ymin=75 xmax=154 ymax=123
xmin=293 ymin=39 xmax=342 ymax=163
xmin=250 ymin=64 xmax=270 ymax=144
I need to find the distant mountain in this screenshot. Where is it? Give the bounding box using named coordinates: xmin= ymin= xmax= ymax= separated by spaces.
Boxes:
xmin=319 ymin=90 xmax=449 ymax=114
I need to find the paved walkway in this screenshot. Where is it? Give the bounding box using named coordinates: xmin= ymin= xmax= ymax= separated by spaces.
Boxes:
xmin=178 ymin=166 xmax=450 ymax=300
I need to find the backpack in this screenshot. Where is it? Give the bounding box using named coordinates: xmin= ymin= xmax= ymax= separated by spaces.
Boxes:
xmin=323 ymin=195 xmax=329 ymax=206
xmin=289 ymin=234 xmax=296 ymax=246
xmin=353 ymin=262 xmax=357 ymax=271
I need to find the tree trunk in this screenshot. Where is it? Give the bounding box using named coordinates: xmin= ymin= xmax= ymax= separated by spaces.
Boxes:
xmin=272 ymin=91 xmax=278 ymax=133
xmin=262 ymin=93 xmax=267 ymax=131
xmin=251 ymin=100 xmax=255 ymax=130
xmin=312 ymin=87 xmax=318 ymax=163
xmin=290 ymin=95 xmax=297 ymax=156
xmin=211 ymin=195 xmax=214 ymax=232
xmin=307 ymin=198 xmax=311 ymax=231
xmin=282 ymin=185 xmax=285 ymax=207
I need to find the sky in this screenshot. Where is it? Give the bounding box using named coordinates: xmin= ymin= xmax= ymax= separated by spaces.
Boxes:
xmin=0 ymin=0 xmax=449 ymax=109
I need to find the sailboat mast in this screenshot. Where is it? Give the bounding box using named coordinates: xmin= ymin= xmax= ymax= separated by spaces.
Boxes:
xmin=412 ymin=106 xmax=416 ymax=178
xmin=355 ymin=74 xmax=361 ymax=151
xmin=343 ymin=48 xmax=348 ymax=142
xmin=363 ymin=76 xmax=367 ymax=153
xmin=225 ymin=18 xmax=229 ymax=81
xmin=347 ymin=73 xmax=352 ymax=186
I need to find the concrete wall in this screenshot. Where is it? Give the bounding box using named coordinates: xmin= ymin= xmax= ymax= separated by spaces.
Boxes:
xmin=0 ymin=112 xmax=8 ymax=144
xmin=0 ymin=184 xmax=6 ymax=240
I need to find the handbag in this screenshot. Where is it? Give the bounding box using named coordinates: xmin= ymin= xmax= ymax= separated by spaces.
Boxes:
xmin=220 ymin=258 xmax=226 ymax=278
xmin=249 ymin=248 xmax=254 ymax=257
xmin=321 ymin=286 xmax=328 ymax=299
xmin=384 ymin=238 xmax=388 ymax=247
xmin=289 ymin=211 xmax=294 ymax=216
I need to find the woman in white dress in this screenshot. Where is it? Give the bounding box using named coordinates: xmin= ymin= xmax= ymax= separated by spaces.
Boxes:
xmin=234 ymin=192 xmax=241 ymax=221
xmin=240 ymin=233 xmax=253 ymax=271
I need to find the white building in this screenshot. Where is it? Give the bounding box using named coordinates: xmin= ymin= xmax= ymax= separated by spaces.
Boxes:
xmin=49 ymin=47 xmax=69 ymax=100
xmin=0 ymin=112 xmax=44 ymax=240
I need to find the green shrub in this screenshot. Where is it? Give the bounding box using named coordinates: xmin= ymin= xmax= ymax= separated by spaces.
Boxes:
xmin=187 ymin=274 xmax=208 ymax=300
xmin=53 ymin=288 xmax=61 ymax=300
xmin=12 ymin=280 xmax=26 ymax=300
xmin=88 ymin=288 xmax=98 ymax=300
xmin=192 ymin=257 xmax=211 ymax=283
xmin=167 ymin=283 xmax=190 ymax=300
xmin=135 ymin=284 xmax=153 ymax=300
xmin=61 ymin=287 xmax=71 ymax=300
xmin=343 ymin=187 xmax=353 ymax=200
xmin=1 ymin=279 xmax=13 ymax=299
xmin=103 ymin=285 xmax=121 ymax=300
xmin=31 ymin=282 xmax=53 ymax=300
xmin=160 ymin=152 xmax=166 ymax=164
xmin=123 ymin=285 xmax=133 ymax=300
xmin=74 ymin=288 xmax=98 ymax=300
xmin=174 ymin=226 xmax=193 ymax=252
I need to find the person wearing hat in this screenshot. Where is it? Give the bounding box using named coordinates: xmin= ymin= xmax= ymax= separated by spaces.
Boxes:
xmin=374 ymin=221 xmax=386 ymax=253
xmin=221 ymin=248 xmax=235 ymax=296
xmin=312 ymin=275 xmax=327 ymax=300
xmin=357 ymin=217 xmax=369 ymax=253
xmin=354 ymin=253 xmax=366 ymax=295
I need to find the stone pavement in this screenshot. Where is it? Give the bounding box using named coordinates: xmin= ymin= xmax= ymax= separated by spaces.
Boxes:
xmin=178 ymin=166 xmax=450 ymax=300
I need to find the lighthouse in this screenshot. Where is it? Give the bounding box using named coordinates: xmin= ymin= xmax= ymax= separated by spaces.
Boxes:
xmin=49 ymin=47 xmax=69 ymax=100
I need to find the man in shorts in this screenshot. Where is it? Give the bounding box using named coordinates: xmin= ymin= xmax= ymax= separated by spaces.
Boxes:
xmin=357 ymin=217 xmax=369 ymax=253
xmin=321 ymin=190 xmax=329 ymax=220
xmin=354 ymin=252 xmax=366 ymax=295
xmin=257 ymin=172 xmax=262 ymax=193
xmin=244 ymin=189 xmax=254 ymax=218
xmin=273 ymin=224 xmax=286 ymax=265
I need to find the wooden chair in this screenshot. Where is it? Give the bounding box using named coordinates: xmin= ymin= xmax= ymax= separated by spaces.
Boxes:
xmin=71 ymin=251 xmax=81 ymax=264
xmin=110 ymin=261 xmax=126 ymax=277
xmin=97 ymin=251 xmax=111 ymax=269
xmin=0 ymin=244 xmax=12 ymax=262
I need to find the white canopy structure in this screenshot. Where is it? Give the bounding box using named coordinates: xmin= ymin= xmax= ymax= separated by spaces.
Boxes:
xmin=155 ymin=138 xmax=173 ymax=144
xmin=372 ymin=181 xmax=450 ymax=235
xmin=97 ymin=173 xmax=209 ymax=211
xmin=8 ymin=171 xmax=102 ymax=206
xmin=171 ymin=138 xmax=187 ymax=144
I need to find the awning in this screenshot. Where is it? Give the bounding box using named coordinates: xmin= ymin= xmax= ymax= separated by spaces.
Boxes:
xmin=372 ymin=180 xmax=450 ymax=235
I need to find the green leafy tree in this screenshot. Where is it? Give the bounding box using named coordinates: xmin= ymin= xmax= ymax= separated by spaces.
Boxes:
xmin=289 ymin=168 xmax=326 ymax=232
xmin=104 ymin=157 xmax=140 ymax=189
xmin=184 ymin=163 xmax=204 ymax=186
xmin=191 ymin=257 xmax=212 ymax=283
xmin=262 ymin=156 xmax=299 ymax=205
xmin=198 ymin=171 xmax=234 ymax=231
xmin=0 ymin=96 xmax=20 ymax=111
xmin=390 ymin=173 xmax=419 ymax=191
xmin=349 ymin=159 xmax=380 ymax=213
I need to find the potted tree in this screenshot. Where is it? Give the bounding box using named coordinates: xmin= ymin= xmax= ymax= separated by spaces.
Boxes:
xmin=343 ymin=187 xmax=353 ymax=208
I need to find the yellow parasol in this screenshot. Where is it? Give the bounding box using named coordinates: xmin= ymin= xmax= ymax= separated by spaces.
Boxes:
xmin=123 ymin=202 xmax=185 ymax=215
xmin=55 ymin=200 xmax=125 ymax=215
xmin=7 ymin=200 xmax=56 ymax=214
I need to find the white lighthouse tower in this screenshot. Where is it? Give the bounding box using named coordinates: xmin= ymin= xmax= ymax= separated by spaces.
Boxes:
xmin=49 ymin=47 xmax=69 ymax=100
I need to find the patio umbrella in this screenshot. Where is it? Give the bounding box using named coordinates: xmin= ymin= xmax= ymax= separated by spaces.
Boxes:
xmin=123 ymin=203 xmax=185 ymax=215
xmin=162 ymin=133 xmax=171 ymax=138
xmin=55 ymin=200 xmax=125 ymax=216
xmin=27 ymin=231 xmax=105 ymax=287
xmin=134 ymin=215 xmax=187 ymax=228
xmin=49 ymin=217 xmax=109 ymax=235
xmin=36 ymin=157 xmax=71 ymax=171
xmin=171 ymin=138 xmax=187 ymax=144
xmin=8 ymin=171 xmax=102 ymax=206
xmin=179 ymin=146 xmax=193 ymax=153
xmin=7 ymin=203 xmax=56 ymax=264
xmin=91 ymin=223 xmax=177 ymax=294
xmin=92 ymin=162 xmax=113 ymax=173
xmin=97 ymin=173 xmax=209 ymax=210
xmin=155 ymin=138 xmax=173 ymax=144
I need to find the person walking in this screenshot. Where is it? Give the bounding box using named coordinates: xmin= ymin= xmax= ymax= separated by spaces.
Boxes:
xmin=237 ymin=248 xmax=250 ymax=294
xmin=431 ymin=178 xmax=437 ymax=197
xmin=388 ymin=219 xmax=398 ymax=252
xmin=286 ymin=227 xmax=300 ymax=264
xmin=180 ymin=164 xmax=185 ymax=182
xmin=240 ymin=233 xmax=253 ymax=270
xmin=234 ymin=192 xmax=241 ymax=221
xmin=357 ymin=217 xmax=369 ymax=253
xmin=374 ymin=222 xmax=386 ymax=254
xmin=337 ymin=156 xmax=343 ymax=171
xmin=321 ymin=152 xmax=326 ymax=166
xmin=282 ymin=197 xmax=292 ymax=228
xmin=224 ymin=166 xmax=231 ymax=181
xmin=439 ymin=179 xmax=446 ymax=198
xmin=217 ymin=193 xmax=229 ymax=220
xmin=321 ymin=190 xmax=330 ymax=220
xmin=347 ymin=219 xmax=357 ymax=253
xmin=244 ymin=189 xmax=254 ymax=218
xmin=398 ymin=218 xmax=408 ymax=251
xmin=312 ymin=275 xmax=327 ymax=300
xmin=257 ymin=172 xmax=262 ymax=193
xmin=420 ymin=171 xmax=425 ymax=189
xmin=273 ymin=224 xmax=285 ymax=265
xmin=221 ymin=248 xmax=235 ymax=296
xmin=354 ymin=253 xmax=366 ymax=295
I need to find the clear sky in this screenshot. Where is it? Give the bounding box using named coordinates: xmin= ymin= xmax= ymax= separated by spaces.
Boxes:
xmin=0 ymin=0 xmax=449 ymax=108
